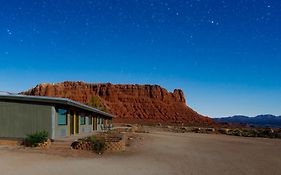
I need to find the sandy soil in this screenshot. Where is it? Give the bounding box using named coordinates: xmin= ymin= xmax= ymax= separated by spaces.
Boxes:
xmin=1 ymin=132 xmax=281 ymax=175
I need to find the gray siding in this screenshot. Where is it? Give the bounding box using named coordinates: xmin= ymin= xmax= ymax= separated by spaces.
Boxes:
xmin=54 ymin=113 xmax=69 ymax=138
xmin=0 ymin=101 xmax=52 ymax=138
xmin=55 ymin=124 xmax=69 ymax=138
xmin=80 ymin=117 xmax=93 ymax=133
xmin=54 ymin=108 xmax=69 ymax=138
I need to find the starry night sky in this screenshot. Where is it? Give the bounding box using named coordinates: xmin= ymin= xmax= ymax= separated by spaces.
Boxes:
xmin=1 ymin=0 xmax=281 ymax=117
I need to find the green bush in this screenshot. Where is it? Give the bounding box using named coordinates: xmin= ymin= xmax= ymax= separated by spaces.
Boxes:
xmin=25 ymin=131 xmax=49 ymax=147
xmin=92 ymin=139 xmax=106 ymax=154
xmin=88 ymin=135 xmax=97 ymax=143
xmin=87 ymin=136 xmax=106 ymax=154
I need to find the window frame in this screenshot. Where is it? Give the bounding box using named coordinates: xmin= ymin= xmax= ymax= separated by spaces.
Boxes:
xmin=88 ymin=116 xmax=92 ymax=125
xmin=57 ymin=109 xmax=68 ymax=126
xmin=80 ymin=114 xmax=86 ymax=125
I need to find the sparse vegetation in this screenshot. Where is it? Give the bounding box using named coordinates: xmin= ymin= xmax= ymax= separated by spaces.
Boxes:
xmin=229 ymin=129 xmax=242 ymax=136
xmin=24 ymin=131 xmax=49 ymax=147
xmin=167 ymin=125 xmax=281 ymax=139
xmin=225 ymin=128 xmax=281 ymax=139
xmin=91 ymin=137 xmax=106 ymax=154
xmin=71 ymin=131 xmax=127 ymax=154
xmin=71 ymin=136 xmax=107 ymax=154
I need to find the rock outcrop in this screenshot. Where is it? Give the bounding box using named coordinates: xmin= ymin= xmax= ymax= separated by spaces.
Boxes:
xmin=21 ymin=81 xmax=213 ymax=125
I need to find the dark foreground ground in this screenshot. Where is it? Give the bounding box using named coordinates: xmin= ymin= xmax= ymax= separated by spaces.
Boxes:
xmin=1 ymin=131 xmax=281 ymax=175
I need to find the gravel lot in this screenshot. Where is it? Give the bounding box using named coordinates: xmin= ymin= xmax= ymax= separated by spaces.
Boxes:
xmin=1 ymin=132 xmax=281 ymax=175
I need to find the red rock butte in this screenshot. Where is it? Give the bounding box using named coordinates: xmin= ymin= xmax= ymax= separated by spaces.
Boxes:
xmin=22 ymin=81 xmax=213 ymax=125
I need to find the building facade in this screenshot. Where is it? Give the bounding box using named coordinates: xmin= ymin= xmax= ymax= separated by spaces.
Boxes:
xmin=0 ymin=95 xmax=113 ymax=139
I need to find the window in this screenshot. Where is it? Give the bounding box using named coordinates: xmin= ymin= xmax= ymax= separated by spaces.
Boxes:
xmin=57 ymin=109 xmax=67 ymax=125
xmin=88 ymin=116 xmax=92 ymax=125
xmin=80 ymin=115 xmax=86 ymax=125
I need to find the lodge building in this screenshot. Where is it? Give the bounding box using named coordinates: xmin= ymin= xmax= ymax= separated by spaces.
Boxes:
xmin=0 ymin=94 xmax=114 ymax=139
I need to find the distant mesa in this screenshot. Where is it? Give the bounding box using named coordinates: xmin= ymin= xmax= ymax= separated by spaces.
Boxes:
xmin=214 ymin=114 xmax=281 ymax=128
xmin=21 ymin=81 xmax=214 ymax=125
xmin=0 ymin=91 xmax=16 ymax=95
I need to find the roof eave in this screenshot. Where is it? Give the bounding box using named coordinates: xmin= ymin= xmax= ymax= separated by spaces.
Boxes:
xmin=0 ymin=95 xmax=115 ymax=118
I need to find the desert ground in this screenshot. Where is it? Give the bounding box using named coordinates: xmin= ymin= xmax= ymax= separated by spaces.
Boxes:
xmin=1 ymin=131 xmax=281 ymax=175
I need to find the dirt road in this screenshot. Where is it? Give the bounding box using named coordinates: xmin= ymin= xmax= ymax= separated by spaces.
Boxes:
xmin=1 ymin=132 xmax=281 ymax=175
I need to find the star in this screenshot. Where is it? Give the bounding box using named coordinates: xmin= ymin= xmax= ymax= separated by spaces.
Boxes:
xmin=209 ymin=20 xmax=219 ymax=25
xmin=7 ymin=29 xmax=13 ymax=35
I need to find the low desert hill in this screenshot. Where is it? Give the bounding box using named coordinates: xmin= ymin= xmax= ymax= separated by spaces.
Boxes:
xmin=215 ymin=115 xmax=281 ymax=128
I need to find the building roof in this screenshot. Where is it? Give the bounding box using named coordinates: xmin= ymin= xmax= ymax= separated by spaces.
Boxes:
xmin=0 ymin=94 xmax=114 ymax=118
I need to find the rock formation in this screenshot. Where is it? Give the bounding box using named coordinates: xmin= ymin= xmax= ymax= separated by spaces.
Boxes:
xmin=21 ymin=81 xmax=213 ymax=125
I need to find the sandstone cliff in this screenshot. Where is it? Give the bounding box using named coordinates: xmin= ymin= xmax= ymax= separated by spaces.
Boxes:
xmin=22 ymin=81 xmax=213 ymax=125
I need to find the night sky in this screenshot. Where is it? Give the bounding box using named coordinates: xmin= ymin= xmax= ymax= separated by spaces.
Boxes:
xmin=1 ymin=0 xmax=280 ymax=117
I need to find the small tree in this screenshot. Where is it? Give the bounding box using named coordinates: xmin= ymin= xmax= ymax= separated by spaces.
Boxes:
xmin=87 ymin=95 xmax=107 ymax=112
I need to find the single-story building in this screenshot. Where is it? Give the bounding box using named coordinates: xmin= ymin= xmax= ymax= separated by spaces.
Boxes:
xmin=0 ymin=94 xmax=114 ymax=139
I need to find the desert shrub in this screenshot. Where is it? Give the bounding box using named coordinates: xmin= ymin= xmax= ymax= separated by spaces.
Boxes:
xmin=231 ymin=129 xmax=242 ymax=136
xmin=276 ymin=132 xmax=281 ymax=139
xmin=217 ymin=128 xmax=228 ymax=134
xmin=242 ymin=129 xmax=258 ymax=137
xmin=257 ymin=129 xmax=274 ymax=138
xmin=85 ymin=136 xmax=106 ymax=154
xmin=217 ymin=129 xmax=224 ymax=134
xmin=91 ymin=137 xmax=106 ymax=154
xmin=87 ymin=135 xmax=98 ymax=143
xmin=25 ymin=131 xmax=49 ymax=147
xmin=225 ymin=129 xmax=233 ymax=135
xmin=191 ymin=128 xmax=200 ymax=133
xmin=217 ymin=127 xmax=281 ymax=139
